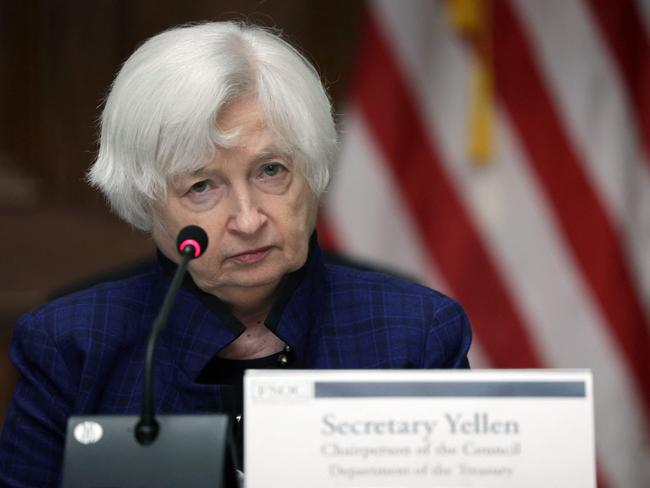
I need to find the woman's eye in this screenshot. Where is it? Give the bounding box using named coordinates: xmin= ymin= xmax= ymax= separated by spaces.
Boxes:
xmin=183 ymin=178 xmax=222 ymax=209
xmin=260 ymin=163 xmax=284 ymax=177
xmin=189 ymin=180 xmax=209 ymax=193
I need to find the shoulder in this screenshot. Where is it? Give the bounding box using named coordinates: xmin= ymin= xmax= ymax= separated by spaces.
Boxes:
xmin=14 ymin=270 xmax=160 ymax=357
xmin=323 ymin=263 xmax=462 ymax=317
xmin=320 ymin=263 xmax=472 ymax=368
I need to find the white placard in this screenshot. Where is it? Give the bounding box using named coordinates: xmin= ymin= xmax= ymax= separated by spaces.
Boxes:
xmin=244 ymin=369 xmax=595 ymax=487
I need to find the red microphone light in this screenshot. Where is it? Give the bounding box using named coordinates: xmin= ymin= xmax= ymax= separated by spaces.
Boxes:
xmin=176 ymin=226 xmax=209 ymax=259
xmin=178 ymin=239 xmax=202 ymax=258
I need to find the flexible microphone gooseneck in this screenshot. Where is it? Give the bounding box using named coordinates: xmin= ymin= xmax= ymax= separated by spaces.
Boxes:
xmin=135 ymin=225 xmax=209 ymax=445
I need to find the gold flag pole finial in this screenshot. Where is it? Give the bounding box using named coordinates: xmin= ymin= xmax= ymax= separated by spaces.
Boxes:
xmin=447 ymin=0 xmax=494 ymax=167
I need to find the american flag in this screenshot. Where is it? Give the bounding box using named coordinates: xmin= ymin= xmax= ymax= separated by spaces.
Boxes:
xmin=320 ymin=1 xmax=650 ymax=486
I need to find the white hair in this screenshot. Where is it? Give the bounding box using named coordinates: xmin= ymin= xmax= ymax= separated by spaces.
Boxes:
xmin=88 ymin=22 xmax=337 ymax=231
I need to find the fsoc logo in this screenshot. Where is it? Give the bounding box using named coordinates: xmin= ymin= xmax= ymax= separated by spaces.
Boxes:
xmin=251 ymin=381 xmax=313 ymax=403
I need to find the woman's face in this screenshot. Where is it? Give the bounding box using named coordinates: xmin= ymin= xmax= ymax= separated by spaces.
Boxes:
xmin=152 ymin=96 xmax=318 ymax=303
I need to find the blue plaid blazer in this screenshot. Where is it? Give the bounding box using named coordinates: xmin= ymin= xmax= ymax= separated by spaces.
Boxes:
xmin=0 ymin=242 xmax=471 ymax=487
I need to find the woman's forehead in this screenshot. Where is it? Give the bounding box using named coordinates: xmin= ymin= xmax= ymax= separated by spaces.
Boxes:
xmin=216 ymin=95 xmax=265 ymax=132
xmin=215 ymin=98 xmax=293 ymax=152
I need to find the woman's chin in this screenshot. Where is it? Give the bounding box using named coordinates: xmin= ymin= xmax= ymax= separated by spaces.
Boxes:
xmin=196 ymin=266 xmax=284 ymax=293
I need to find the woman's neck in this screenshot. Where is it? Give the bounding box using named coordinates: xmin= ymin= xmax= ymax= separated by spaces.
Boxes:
xmin=214 ymin=283 xmax=286 ymax=360
xmin=217 ymin=315 xmax=285 ymax=359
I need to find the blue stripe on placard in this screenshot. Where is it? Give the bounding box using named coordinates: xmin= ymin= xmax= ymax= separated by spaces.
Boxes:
xmin=314 ymin=381 xmax=585 ymax=398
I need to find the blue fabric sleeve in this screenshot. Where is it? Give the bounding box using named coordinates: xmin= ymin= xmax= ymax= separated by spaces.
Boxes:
xmin=0 ymin=313 xmax=76 ymax=487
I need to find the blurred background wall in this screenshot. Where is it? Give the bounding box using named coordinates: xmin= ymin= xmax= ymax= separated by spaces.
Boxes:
xmin=0 ymin=0 xmax=363 ymax=431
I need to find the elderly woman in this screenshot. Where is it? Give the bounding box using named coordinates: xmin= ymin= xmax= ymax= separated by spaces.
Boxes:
xmin=0 ymin=22 xmax=471 ymax=486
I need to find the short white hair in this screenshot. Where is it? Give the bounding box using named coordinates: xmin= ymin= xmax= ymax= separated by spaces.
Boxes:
xmin=88 ymin=22 xmax=337 ymax=231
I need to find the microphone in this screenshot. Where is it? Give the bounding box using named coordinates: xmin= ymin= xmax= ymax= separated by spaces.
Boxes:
xmin=62 ymin=225 xmax=238 ymax=487
xmin=177 ymin=225 xmax=209 ymax=259
xmin=135 ymin=225 xmax=209 ymax=444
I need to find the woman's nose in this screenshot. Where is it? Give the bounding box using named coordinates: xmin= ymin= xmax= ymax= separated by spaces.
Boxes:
xmin=226 ymin=187 xmax=267 ymax=235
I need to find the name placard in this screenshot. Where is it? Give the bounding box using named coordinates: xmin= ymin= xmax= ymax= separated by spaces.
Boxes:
xmin=244 ymin=369 xmax=595 ymax=487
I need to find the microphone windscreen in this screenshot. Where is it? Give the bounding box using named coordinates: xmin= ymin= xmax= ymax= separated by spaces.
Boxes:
xmin=176 ymin=225 xmax=209 ymax=258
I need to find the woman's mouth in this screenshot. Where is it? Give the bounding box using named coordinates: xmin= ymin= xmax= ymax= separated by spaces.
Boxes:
xmin=228 ymin=246 xmax=272 ymax=265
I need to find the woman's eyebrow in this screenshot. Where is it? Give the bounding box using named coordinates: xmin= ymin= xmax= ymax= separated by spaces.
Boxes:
xmin=252 ymin=145 xmax=292 ymax=163
xmin=188 ymin=167 xmax=218 ymax=178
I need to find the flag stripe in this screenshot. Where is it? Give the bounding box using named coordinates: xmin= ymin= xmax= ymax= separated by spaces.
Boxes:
xmin=513 ymin=0 xmax=650 ymax=316
xmin=355 ymin=11 xmax=543 ymax=368
xmin=493 ymin=0 xmax=650 ymax=415
xmin=585 ymin=0 xmax=650 ymax=170
xmin=316 ymin=213 xmax=340 ymax=252
xmin=323 ymin=111 xmax=448 ymax=291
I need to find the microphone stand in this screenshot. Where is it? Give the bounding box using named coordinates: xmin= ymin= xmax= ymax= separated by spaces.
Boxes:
xmin=136 ymin=246 xmax=194 ymax=445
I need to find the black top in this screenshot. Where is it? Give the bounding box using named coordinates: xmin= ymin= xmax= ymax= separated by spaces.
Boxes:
xmin=196 ymin=348 xmax=292 ymax=414
xmin=195 ymin=346 xmax=294 ymax=470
